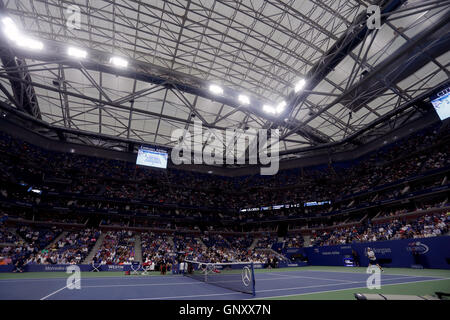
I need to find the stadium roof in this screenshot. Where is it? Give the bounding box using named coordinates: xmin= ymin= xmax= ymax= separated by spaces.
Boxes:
xmin=0 ymin=0 xmax=449 ymax=160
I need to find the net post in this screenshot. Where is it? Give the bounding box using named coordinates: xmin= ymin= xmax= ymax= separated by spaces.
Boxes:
xmin=251 ymin=262 xmax=256 ymax=297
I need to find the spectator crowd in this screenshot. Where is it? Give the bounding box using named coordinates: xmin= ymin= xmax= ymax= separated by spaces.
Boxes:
xmin=0 ymin=122 xmax=449 ymax=269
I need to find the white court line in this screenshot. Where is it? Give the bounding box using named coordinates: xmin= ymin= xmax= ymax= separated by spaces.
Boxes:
xmin=3 ymin=269 xmax=446 ymax=282
xmin=266 ymin=271 xmax=437 ymax=283
xmin=248 ymin=277 xmax=450 ymax=300
xmin=129 ymin=292 xmax=241 ymax=300
xmin=283 ymin=268 xmax=449 ymax=279
xmin=40 ymin=279 xmax=81 ymax=300
xmin=81 ymin=281 xmax=210 ymax=288
xmin=1 ymin=274 xmax=326 ymax=287
xmin=254 ymin=276 xmax=439 ymax=293
xmin=130 ymin=276 xmax=443 ymax=300
xmin=0 ymin=274 xmax=176 ymax=282
xmin=70 ymin=276 xmax=312 ymax=289
xmin=266 ymin=272 xmax=354 ymax=283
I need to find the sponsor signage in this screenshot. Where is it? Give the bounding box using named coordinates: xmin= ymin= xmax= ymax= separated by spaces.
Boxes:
xmin=406 ymin=241 xmax=429 ymax=254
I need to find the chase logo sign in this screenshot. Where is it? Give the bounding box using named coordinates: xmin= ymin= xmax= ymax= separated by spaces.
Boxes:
xmin=406 ymin=242 xmax=429 ymax=255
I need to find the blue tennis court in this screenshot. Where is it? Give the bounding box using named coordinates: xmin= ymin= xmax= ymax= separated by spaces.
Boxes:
xmin=0 ymin=269 xmax=445 ymax=300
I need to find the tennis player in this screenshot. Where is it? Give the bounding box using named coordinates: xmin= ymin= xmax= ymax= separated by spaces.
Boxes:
xmin=366 ymin=247 xmax=384 ymax=272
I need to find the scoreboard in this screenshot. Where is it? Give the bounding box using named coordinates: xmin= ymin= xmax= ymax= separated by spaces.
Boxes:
xmin=136 ymin=146 xmax=168 ymax=169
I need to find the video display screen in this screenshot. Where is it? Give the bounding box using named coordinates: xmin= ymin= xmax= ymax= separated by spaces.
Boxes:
xmin=431 ymin=89 xmax=450 ymax=120
xmin=136 ymin=146 xmax=168 ymax=169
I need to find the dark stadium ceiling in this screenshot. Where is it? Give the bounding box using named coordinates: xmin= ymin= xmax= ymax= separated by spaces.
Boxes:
xmin=0 ymin=0 xmax=449 ymax=160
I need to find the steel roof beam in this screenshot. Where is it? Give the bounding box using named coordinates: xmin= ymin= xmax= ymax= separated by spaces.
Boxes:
xmin=284 ymin=0 xmax=404 ymax=132
xmin=0 ymin=71 xmax=231 ymax=133
xmin=282 ymin=5 xmax=450 ymax=140
xmin=0 ymin=1 xmax=42 ymax=119
xmin=279 ymin=79 xmax=448 ymax=156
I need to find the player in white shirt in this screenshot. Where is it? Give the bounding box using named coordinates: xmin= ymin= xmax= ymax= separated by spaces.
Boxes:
xmin=366 ymin=247 xmax=384 ymax=272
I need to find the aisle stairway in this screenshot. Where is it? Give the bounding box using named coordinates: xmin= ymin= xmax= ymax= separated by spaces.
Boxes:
xmin=167 ymin=236 xmax=175 ymax=248
xmin=45 ymin=231 xmax=67 ymax=250
xmin=0 ymin=228 xmax=24 ymax=245
xmin=83 ymin=232 xmax=106 ymax=263
xmin=303 ymin=234 xmax=311 ymax=247
xmin=134 ymin=234 xmax=142 ymax=263
xmin=11 ymin=228 xmax=25 ymax=243
xmin=222 ymin=236 xmax=232 ymax=247
xmin=257 ymin=248 xmax=289 ymax=262
xmin=197 ymin=237 xmax=208 ymax=249
xmin=249 ymin=238 xmax=259 ymax=250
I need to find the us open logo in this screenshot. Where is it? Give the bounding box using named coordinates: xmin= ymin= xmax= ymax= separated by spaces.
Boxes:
xmin=406 ymin=242 xmax=429 ymax=254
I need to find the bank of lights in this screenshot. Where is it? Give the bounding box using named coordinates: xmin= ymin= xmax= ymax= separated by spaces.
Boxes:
xmin=238 ymin=94 xmax=250 ymax=105
xmin=263 ymin=100 xmax=286 ymax=115
xmin=2 ymin=17 xmax=43 ymax=51
xmin=263 ymin=104 xmax=276 ymax=114
xmin=67 ymin=47 xmax=87 ymax=59
xmin=276 ymin=101 xmax=286 ymax=113
xmin=295 ymin=78 xmax=306 ymax=92
xmin=209 ymin=84 xmax=223 ymax=95
xmin=110 ymin=56 xmax=128 ymax=68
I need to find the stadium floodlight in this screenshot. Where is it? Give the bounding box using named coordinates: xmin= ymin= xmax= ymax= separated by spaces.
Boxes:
xmin=16 ymin=37 xmax=44 ymax=50
xmin=2 ymin=17 xmax=43 ymax=51
xmin=2 ymin=17 xmax=20 ymax=40
xmin=295 ymin=78 xmax=306 ymax=92
xmin=238 ymin=94 xmax=250 ymax=105
xmin=263 ymin=104 xmax=276 ymax=114
xmin=276 ymin=100 xmax=286 ymax=113
xmin=209 ymin=84 xmax=223 ymax=95
xmin=110 ymin=56 xmax=128 ymax=68
xmin=67 ymin=47 xmax=87 ymax=59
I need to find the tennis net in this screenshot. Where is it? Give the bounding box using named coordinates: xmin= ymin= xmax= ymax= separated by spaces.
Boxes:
xmin=182 ymin=260 xmax=255 ymax=295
